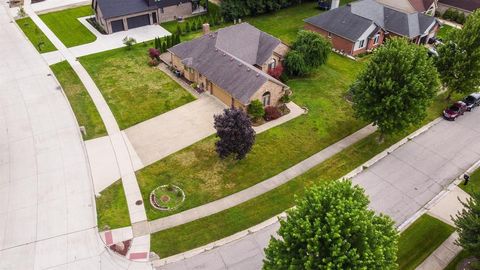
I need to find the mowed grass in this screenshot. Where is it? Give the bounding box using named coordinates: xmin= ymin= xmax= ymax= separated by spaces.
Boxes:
xmin=80 ymin=42 xmax=195 ymax=129
xmin=137 ymin=53 xmax=367 ymax=221
xmin=397 ymin=214 xmax=455 ymax=270
xmin=149 ymin=95 xmax=451 ymax=257
xmin=50 ymin=61 xmax=107 ymax=140
xmin=437 ymin=24 xmax=458 ymax=40
xmin=39 ymin=5 xmax=96 ymax=47
xmin=16 ymin=17 xmax=57 ymax=53
xmin=460 ymin=168 xmax=480 ymax=196
xmin=96 ymin=180 xmax=130 ymax=230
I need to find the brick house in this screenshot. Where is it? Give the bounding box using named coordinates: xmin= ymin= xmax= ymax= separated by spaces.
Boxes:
xmin=92 ymin=0 xmax=206 ymax=34
xmin=437 ymin=0 xmax=480 ymax=16
xmin=168 ymin=23 xmax=290 ymax=109
xmin=304 ymin=0 xmax=439 ymax=56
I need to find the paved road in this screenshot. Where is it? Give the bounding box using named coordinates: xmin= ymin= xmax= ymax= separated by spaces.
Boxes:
xmin=158 ymin=108 xmax=480 ymax=269
xmin=0 ymin=4 xmax=151 ymax=269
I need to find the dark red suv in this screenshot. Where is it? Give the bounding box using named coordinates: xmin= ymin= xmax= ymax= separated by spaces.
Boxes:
xmin=443 ymin=101 xmax=467 ymax=121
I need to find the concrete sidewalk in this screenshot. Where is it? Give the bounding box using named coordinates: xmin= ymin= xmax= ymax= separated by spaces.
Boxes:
xmin=0 ymin=3 xmax=151 ymax=269
xmin=23 ymin=4 xmax=148 ymax=224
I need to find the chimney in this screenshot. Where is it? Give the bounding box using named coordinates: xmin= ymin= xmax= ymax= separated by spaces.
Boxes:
xmin=330 ymin=0 xmax=339 ymax=9
xmin=202 ymin=23 xmax=210 ymax=35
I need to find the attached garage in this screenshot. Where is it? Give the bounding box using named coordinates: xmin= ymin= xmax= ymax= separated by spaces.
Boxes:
xmin=111 ymin=19 xmax=124 ymax=33
xmin=127 ymin=14 xmax=150 ymax=29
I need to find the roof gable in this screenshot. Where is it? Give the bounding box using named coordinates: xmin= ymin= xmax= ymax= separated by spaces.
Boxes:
xmin=169 ymin=23 xmax=286 ymax=104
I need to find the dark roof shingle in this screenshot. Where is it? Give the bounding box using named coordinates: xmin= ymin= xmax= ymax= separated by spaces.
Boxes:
xmin=169 ymin=23 xmax=287 ymax=104
xmin=96 ymin=0 xmax=191 ymax=19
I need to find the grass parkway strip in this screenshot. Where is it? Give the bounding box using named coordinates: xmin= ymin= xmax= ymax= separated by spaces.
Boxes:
xmin=50 ymin=61 xmax=107 ymax=140
xmin=16 ymin=17 xmax=57 ymax=53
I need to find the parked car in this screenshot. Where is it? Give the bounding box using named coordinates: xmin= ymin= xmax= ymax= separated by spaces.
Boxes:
xmin=464 ymin=93 xmax=480 ymax=111
xmin=443 ymin=101 xmax=467 ymax=121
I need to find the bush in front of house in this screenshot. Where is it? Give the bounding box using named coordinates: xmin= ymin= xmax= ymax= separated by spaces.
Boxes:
xmin=148 ymin=48 xmax=160 ymax=60
xmin=247 ymin=100 xmax=265 ymax=121
xmin=267 ymin=63 xmax=284 ymax=80
xmin=123 ymin=36 xmax=137 ymax=50
xmin=214 ymin=108 xmax=255 ymax=160
xmin=264 ymin=106 xmax=281 ymax=121
xmin=220 ymin=0 xmax=304 ymax=22
xmin=284 ymin=50 xmax=308 ymax=76
xmin=284 ymin=30 xmax=330 ymax=77
xmin=442 ymin=8 xmax=467 ymax=24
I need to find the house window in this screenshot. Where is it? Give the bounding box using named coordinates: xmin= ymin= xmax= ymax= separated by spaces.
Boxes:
xmin=262 ymin=92 xmax=271 ymax=106
xmin=373 ymin=34 xmax=380 ymax=45
xmin=359 ymin=39 xmax=365 ymax=48
xmin=268 ymin=59 xmax=276 ymax=70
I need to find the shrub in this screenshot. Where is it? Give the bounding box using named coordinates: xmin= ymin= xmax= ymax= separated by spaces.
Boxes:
xmin=148 ymin=48 xmax=160 ymax=60
xmin=268 ymin=63 xmax=284 ymax=80
xmin=148 ymin=59 xmax=159 ymax=66
xmin=280 ymin=92 xmax=291 ymax=103
xmin=292 ymin=30 xmax=331 ymax=68
xmin=264 ymin=106 xmax=281 ymax=121
xmin=456 ymin=12 xmax=466 ymax=24
xmin=247 ymin=100 xmax=265 ymax=120
xmin=185 ymin=22 xmax=191 ymax=33
xmin=284 ymin=50 xmax=308 ymax=76
xmin=123 ymin=36 xmax=137 ymax=50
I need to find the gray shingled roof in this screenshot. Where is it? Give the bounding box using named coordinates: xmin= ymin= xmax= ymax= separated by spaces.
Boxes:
xmin=305 ymin=0 xmax=437 ymax=40
xmin=169 ymin=23 xmax=287 ymax=104
xmin=304 ymin=6 xmax=375 ymax=42
xmin=96 ymin=0 xmax=190 ymax=19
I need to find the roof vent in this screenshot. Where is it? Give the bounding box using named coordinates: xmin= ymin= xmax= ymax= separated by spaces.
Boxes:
xmin=247 ymin=68 xmax=251 ymax=72
xmin=222 ymin=53 xmax=226 ymax=56
xmin=256 ymin=73 xmax=260 ymax=77
xmin=215 ymin=48 xmax=218 ymax=52
xmin=230 ymin=58 xmax=234 ymax=61
xmin=238 ymin=63 xmax=242 ymax=67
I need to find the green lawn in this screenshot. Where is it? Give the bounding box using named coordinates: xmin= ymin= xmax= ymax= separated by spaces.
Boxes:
xmin=39 ymin=5 xmax=96 ymax=47
xmin=437 ymin=24 xmax=457 ymax=40
xmin=149 ymin=95 xmax=451 ymax=257
xmin=460 ymin=168 xmax=480 ymax=196
xmin=96 ymin=180 xmax=130 ymax=230
xmin=80 ymin=41 xmax=195 ymax=129
xmin=50 ymin=61 xmax=107 ymax=140
xmin=136 ymin=53 xmax=367 ymax=221
xmin=397 ymin=214 xmax=455 ymax=270
xmin=16 ymin=17 xmax=57 ymax=53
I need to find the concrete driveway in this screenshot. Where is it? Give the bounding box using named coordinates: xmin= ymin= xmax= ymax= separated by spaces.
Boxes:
xmin=158 ymin=108 xmax=480 ymax=269
xmin=124 ymin=96 xmax=226 ymax=168
xmin=0 ymin=4 xmax=150 ymax=269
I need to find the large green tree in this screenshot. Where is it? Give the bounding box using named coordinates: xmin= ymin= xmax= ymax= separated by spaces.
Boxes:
xmin=436 ymin=10 xmax=480 ymax=99
xmin=453 ymin=191 xmax=480 ymax=257
xmin=350 ymin=38 xmax=439 ymax=138
xmin=263 ymin=180 xmax=398 ymax=270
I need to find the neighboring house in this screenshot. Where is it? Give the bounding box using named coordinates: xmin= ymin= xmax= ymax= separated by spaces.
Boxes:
xmin=376 ymin=0 xmax=437 ymax=15
xmin=92 ymin=0 xmax=206 ymax=34
xmin=437 ymin=0 xmax=480 ymax=15
xmin=304 ymin=0 xmax=439 ymax=56
xmin=168 ymin=23 xmax=290 ymax=109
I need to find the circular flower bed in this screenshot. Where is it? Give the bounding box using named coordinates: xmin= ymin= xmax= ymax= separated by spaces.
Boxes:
xmin=150 ymin=184 xmax=185 ymax=211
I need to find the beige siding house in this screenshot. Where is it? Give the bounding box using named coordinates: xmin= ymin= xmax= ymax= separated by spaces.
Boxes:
xmin=92 ymin=0 xmax=206 ymax=34
xmin=168 ymin=23 xmax=290 ymax=110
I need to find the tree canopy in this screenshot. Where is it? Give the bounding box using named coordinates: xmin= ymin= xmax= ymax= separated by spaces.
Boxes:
xmin=453 ymin=191 xmax=480 ymax=257
xmin=264 ymin=180 xmax=399 ymax=269
xmin=214 ymin=108 xmax=256 ymax=160
xmin=351 ymin=38 xmax=439 ymax=137
xmin=436 ymin=10 xmax=480 ymax=99
xmin=285 ymin=30 xmax=331 ymax=76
